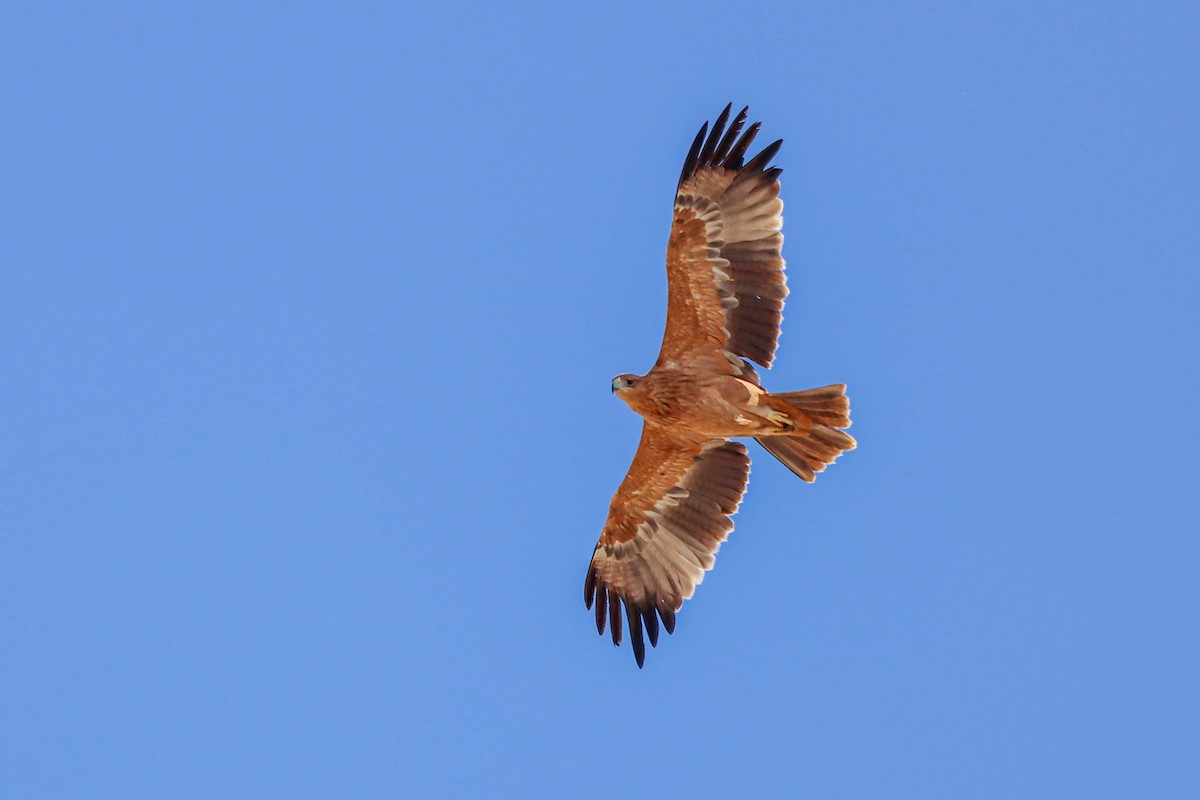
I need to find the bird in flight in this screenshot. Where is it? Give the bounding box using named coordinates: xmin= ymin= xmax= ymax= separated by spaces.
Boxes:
xmin=584 ymin=104 xmax=856 ymax=667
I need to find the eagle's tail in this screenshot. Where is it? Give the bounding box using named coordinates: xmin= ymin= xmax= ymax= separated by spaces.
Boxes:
xmin=755 ymin=384 xmax=855 ymax=482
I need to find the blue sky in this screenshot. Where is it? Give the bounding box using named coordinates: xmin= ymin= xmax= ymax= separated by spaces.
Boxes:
xmin=3 ymin=2 xmax=1198 ymax=797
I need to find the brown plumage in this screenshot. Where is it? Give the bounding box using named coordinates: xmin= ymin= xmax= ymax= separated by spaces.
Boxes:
xmin=583 ymin=105 xmax=856 ymax=667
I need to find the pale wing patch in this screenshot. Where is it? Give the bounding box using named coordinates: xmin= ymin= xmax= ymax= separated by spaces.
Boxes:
xmin=675 ymin=193 xmax=735 ymax=324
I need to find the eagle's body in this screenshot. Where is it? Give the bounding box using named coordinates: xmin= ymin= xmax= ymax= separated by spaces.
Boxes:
xmin=620 ymin=369 xmax=783 ymax=438
xmin=584 ymin=105 xmax=856 ymax=666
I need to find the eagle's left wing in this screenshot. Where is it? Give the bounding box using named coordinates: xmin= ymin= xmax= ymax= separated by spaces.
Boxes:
xmin=585 ymin=426 xmax=750 ymax=667
xmin=658 ymin=105 xmax=788 ymax=374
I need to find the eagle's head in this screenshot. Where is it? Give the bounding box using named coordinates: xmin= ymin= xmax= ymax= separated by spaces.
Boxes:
xmin=611 ymin=374 xmax=641 ymax=395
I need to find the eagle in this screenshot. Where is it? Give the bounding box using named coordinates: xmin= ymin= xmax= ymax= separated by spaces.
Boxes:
xmin=583 ymin=104 xmax=856 ymax=667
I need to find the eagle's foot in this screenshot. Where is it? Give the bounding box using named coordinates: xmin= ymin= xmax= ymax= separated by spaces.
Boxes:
xmin=764 ymin=408 xmax=796 ymax=431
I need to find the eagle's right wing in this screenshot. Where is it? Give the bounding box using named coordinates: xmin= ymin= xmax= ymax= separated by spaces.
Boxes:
xmin=584 ymin=425 xmax=750 ymax=667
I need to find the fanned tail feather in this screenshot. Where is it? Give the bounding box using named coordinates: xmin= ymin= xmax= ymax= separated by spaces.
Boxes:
xmin=755 ymin=384 xmax=855 ymax=482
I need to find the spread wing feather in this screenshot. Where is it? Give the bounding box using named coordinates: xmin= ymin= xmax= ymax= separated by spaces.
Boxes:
xmin=660 ymin=104 xmax=788 ymax=371
xmin=584 ymin=428 xmax=750 ymax=667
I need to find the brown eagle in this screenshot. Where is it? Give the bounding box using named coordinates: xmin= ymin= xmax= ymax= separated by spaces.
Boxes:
xmin=583 ymin=105 xmax=856 ymax=667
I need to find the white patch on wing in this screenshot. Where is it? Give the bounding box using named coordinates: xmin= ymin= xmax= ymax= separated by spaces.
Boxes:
xmin=734 ymin=379 xmax=766 ymax=406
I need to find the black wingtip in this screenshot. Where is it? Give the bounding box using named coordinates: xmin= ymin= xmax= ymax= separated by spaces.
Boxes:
xmin=697 ymin=103 xmax=733 ymax=166
xmin=678 ymin=122 xmax=709 ymax=187
xmin=584 ymin=575 xmax=684 ymax=666
xmin=726 ymin=121 xmax=762 ymax=169
xmin=745 ymin=138 xmax=783 ymax=173
xmin=712 ymin=106 xmax=749 ymax=164
xmin=627 ymin=604 xmax=646 ymax=668
xmin=643 ymin=607 xmax=659 ymax=648
xmin=608 ymin=595 xmax=622 ymax=646
xmin=682 ymin=105 xmax=767 ymax=187
xmin=584 ymin=566 xmax=596 ymax=610
xmin=595 ymin=587 xmax=608 ymax=635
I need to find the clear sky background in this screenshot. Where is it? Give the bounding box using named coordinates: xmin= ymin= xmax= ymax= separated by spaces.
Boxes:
xmin=3 ymin=2 xmax=1198 ymax=798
